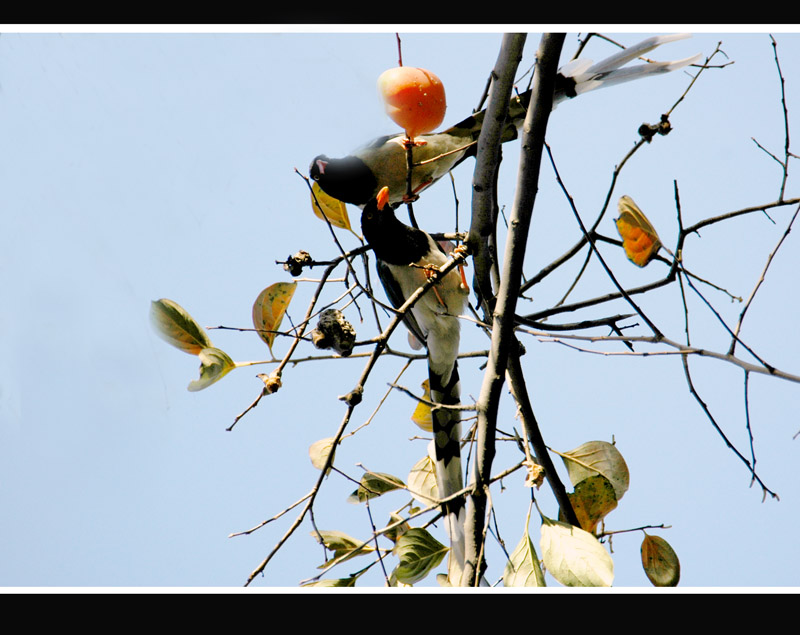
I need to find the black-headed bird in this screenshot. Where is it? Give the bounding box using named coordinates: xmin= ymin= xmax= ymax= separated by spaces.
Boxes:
xmin=311 ymin=34 xmax=701 ymax=207
xmin=361 ymin=185 xmax=469 ymax=585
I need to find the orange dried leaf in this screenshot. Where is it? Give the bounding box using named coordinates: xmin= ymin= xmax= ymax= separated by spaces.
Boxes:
xmin=311 ymin=182 xmax=353 ymax=231
xmin=615 ymin=195 xmax=662 ymax=267
xmin=252 ymin=282 xmax=297 ymax=354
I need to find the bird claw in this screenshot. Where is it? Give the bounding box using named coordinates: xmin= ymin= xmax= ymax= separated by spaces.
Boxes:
xmin=402 ymin=137 xmax=428 ymax=149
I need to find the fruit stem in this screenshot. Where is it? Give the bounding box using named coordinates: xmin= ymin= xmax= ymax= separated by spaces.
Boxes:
xmin=395 ymin=33 xmax=403 ymax=67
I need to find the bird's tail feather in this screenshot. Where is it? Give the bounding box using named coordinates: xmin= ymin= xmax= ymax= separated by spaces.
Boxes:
xmin=429 ymin=359 xmax=465 ymax=586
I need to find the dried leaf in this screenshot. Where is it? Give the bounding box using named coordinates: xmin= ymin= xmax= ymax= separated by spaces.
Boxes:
xmin=641 ymin=534 xmax=681 ymax=587
xmin=540 ymin=515 xmax=614 ymax=587
xmin=561 ymin=440 xmax=630 ymax=501
xmin=252 ymin=282 xmax=297 ymax=354
xmin=392 ymin=528 xmax=448 ymax=585
xmin=311 ymin=181 xmax=353 ymax=231
xmin=150 ymin=298 xmax=212 ymax=355
xmin=347 ymin=471 xmax=405 ymax=503
xmin=187 ymin=347 xmax=236 ymax=392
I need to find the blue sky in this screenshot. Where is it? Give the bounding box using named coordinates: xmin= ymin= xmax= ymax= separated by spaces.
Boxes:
xmin=2 ymin=27 xmax=799 ymax=590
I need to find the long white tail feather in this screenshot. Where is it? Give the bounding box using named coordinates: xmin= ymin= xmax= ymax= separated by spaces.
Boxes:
xmin=555 ymin=34 xmax=701 ymax=106
xmin=582 ymin=33 xmax=692 ymax=76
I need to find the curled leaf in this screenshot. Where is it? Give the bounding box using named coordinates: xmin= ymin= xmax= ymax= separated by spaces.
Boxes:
xmin=641 ymin=534 xmax=681 ymax=587
xmin=311 ymin=182 xmax=353 ymax=232
xmin=616 ymin=195 xmax=662 ymax=267
xmin=187 ymin=347 xmax=236 ymax=392
xmin=410 ymin=379 xmax=433 ymax=432
xmin=393 ymin=528 xmax=448 ymax=585
xmin=252 ymin=282 xmax=297 ymax=354
xmin=540 ymin=515 xmax=614 ymax=587
xmin=150 ymin=298 xmax=212 ymax=355
xmin=347 ymin=472 xmax=405 ymax=503
xmin=407 ymin=455 xmax=438 ymax=507
xmin=561 ymin=440 xmax=630 ymax=502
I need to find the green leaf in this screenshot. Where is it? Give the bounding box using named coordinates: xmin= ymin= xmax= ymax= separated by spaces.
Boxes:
xmin=406 ymin=455 xmax=438 ymax=507
xmin=503 ymin=532 xmax=546 ymax=587
xmin=641 ymin=534 xmax=680 ymax=587
xmin=393 ymin=528 xmax=448 ymax=585
xmin=150 ymin=298 xmax=212 ymax=355
xmin=347 ymin=471 xmax=405 ymax=503
xmin=540 ymin=515 xmax=614 ymax=587
xmin=187 ymin=347 xmax=236 ymax=392
xmin=561 ymin=440 xmax=630 ymax=501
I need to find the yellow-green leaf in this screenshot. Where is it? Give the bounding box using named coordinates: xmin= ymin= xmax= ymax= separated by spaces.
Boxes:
xmin=410 ymin=379 xmax=433 ymax=432
xmin=312 ymin=530 xmax=374 ymax=569
xmin=540 ymin=515 xmax=614 ymax=587
xmin=407 ymin=455 xmax=438 ymax=507
xmin=309 ymin=437 xmax=336 ymax=472
xmin=392 ymin=528 xmax=448 ymax=585
xmin=504 ymin=532 xmax=546 ymax=587
xmin=563 ymin=474 xmax=618 ymax=533
xmin=301 ymin=576 xmax=357 ymax=587
xmin=561 ymin=440 xmax=630 ymax=502
xmin=347 ymin=471 xmax=405 ymax=503
xmin=311 ymin=182 xmax=353 ymax=231
xmin=641 ymin=534 xmax=680 ymax=587
xmin=150 ymin=298 xmax=212 ymax=355
xmin=187 ymin=347 xmax=236 ymax=392
xmin=252 ymin=282 xmax=297 ymax=354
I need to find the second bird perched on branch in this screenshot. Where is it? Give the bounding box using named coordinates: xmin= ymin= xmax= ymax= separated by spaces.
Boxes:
xmin=361 ymin=185 xmax=469 ymax=585
xmin=310 ymin=34 xmax=701 ymax=209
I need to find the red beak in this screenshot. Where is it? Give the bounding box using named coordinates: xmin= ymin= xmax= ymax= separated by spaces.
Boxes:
xmin=376 ymin=186 xmax=390 ymax=210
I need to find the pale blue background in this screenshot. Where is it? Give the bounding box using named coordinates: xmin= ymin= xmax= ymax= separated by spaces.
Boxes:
xmin=1 ymin=28 xmax=798 ymax=589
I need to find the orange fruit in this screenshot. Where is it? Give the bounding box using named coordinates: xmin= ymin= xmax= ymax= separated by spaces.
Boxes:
xmin=377 ymin=66 xmax=446 ymax=139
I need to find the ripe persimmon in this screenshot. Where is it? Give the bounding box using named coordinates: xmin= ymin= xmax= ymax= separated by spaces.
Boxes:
xmin=377 ymin=66 xmax=446 ymax=139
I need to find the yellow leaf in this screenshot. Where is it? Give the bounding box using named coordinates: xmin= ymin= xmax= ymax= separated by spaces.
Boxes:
xmin=150 ymin=298 xmax=212 ymax=355
xmin=411 ymin=379 xmax=433 ymax=432
xmin=615 ymin=195 xmax=662 ymax=267
xmin=252 ymin=282 xmax=297 ymax=354
xmin=641 ymin=534 xmax=681 ymax=587
xmin=311 ymin=182 xmax=353 ymax=231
